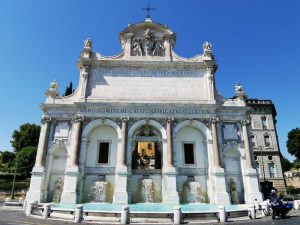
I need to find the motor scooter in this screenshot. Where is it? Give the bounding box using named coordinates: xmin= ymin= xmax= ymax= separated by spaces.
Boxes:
xmin=271 ymin=200 xmax=293 ymax=220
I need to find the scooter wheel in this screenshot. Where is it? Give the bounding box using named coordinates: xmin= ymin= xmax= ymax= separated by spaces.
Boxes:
xmin=272 ymin=210 xmax=276 ymax=220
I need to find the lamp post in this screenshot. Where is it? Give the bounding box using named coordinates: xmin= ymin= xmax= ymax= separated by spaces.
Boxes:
xmin=10 ymin=138 xmax=19 ymax=199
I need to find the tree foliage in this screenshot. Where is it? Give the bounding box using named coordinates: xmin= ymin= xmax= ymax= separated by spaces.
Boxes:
xmin=64 ymin=82 xmax=74 ymax=96
xmin=11 ymin=123 xmax=40 ymax=152
xmin=0 ymin=151 xmax=16 ymax=171
xmin=287 ymin=128 xmax=300 ymax=160
xmin=281 ymin=155 xmax=293 ymax=172
xmin=16 ymin=146 xmax=37 ymax=177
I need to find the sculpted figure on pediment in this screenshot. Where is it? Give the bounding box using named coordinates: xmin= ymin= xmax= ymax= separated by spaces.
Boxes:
xmin=131 ymin=28 xmax=165 ymax=56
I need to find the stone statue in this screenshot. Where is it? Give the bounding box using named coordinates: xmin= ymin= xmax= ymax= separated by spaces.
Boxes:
xmin=229 ymin=178 xmax=240 ymax=204
xmin=152 ymin=38 xmax=165 ymax=56
xmin=84 ymin=38 xmax=92 ymax=49
xmin=45 ymin=79 xmax=61 ymax=99
xmin=131 ymin=38 xmax=143 ymax=56
xmin=235 ymin=82 xmax=243 ymax=93
xmin=203 ymin=41 xmax=212 ymax=52
xmin=52 ymin=178 xmax=64 ymax=203
xmin=234 ymin=82 xmax=246 ymax=101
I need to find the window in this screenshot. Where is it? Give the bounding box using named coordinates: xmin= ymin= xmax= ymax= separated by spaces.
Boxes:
xmin=268 ymin=163 xmax=276 ymax=178
xmin=183 ymin=143 xmax=195 ymax=165
xmin=264 ymin=135 xmax=271 ymax=147
xmin=251 ymin=135 xmax=256 ymax=148
xmin=98 ymin=142 xmax=110 ymax=164
xmin=261 ymin=116 xmax=268 ymax=129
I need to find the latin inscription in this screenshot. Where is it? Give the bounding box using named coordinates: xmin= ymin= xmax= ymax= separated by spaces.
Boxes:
xmin=88 ymin=68 xmax=208 ymax=99
xmin=80 ymin=107 xmax=212 ymax=116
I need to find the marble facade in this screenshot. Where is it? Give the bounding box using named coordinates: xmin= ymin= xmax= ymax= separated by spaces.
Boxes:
xmin=26 ymin=18 xmax=264 ymax=205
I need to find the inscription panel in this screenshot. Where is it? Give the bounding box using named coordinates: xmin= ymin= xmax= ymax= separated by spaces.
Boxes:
xmin=88 ymin=68 xmax=208 ymax=100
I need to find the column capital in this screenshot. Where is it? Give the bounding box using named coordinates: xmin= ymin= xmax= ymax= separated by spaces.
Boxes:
xmin=210 ymin=117 xmax=219 ymax=124
xmin=41 ymin=115 xmax=52 ymax=124
xmin=121 ymin=116 xmax=129 ymax=123
xmin=166 ymin=117 xmax=174 ymax=123
xmin=241 ymin=119 xmax=250 ymax=126
xmin=72 ymin=114 xmax=85 ymax=124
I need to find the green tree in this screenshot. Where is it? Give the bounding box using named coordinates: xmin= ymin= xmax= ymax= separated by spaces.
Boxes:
xmin=11 ymin=123 xmax=40 ymax=152
xmin=0 ymin=151 xmax=16 ymax=171
xmin=292 ymin=159 xmax=300 ymax=169
xmin=16 ymin=147 xmax=37 ymax=177
xmin=286 ymin=128 xmax=300 ymax=160
xmin=64 ymin=82 xmax=74 ymax=96
xmin=281 ymin=155 xmax=292 ymax=172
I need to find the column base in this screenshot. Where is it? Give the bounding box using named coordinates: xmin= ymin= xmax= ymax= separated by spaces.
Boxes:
xmin=113 ymin=166 xmax=128 ymax=204
xmin=26 ymin=166 xmax=46 ymax=203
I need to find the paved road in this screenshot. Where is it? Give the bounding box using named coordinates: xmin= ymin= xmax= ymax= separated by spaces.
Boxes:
xmin=0 ymin=206 xmax=300 ymax=225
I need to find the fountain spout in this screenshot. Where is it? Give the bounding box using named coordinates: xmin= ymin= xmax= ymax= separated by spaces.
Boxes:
xmin=141 ymin=178 xmax=153 ymax=203
xmin=91 ymin=181 xmax=108 ymax=202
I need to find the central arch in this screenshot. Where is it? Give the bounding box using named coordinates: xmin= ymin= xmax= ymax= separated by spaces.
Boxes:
xmin=127 ymin=119 xmax=166 ymax=203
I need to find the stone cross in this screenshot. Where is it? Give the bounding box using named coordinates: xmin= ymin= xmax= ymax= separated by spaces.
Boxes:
xmin=142 ymin=3 xmax=155 ymax=19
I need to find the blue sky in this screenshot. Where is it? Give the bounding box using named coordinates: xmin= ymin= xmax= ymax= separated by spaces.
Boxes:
xmin=0 ymin=0 xmax=299 ymax=161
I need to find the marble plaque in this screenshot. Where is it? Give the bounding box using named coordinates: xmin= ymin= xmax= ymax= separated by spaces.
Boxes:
xmin=87 ymin=67 xmax=208 ymax=100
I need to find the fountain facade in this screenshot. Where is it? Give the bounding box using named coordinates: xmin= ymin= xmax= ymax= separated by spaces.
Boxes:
xmin=90 ymin=181 xmax=108 ymax=202
xmin=141 ymin=178 xmax=154 ymax=203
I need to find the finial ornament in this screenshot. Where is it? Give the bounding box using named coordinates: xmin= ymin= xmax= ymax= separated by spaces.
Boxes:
xmin=45 ymin=79 xmax=61 ymax=99
xmin=142 ymin=3 xmax=155 ymax=19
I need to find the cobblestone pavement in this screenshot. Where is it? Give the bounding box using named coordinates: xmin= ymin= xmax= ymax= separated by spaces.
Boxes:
xmin=0 ymin=205 xmax=300 ymax=225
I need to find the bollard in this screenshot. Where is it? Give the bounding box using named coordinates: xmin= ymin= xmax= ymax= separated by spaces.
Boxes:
xmin=254 ymin=199 xmax=261 ymax=210
xmin=248 ymin=205 xmax=256 ymax=219
xmin=294 ymin=200 xmax=300 ymax=210
xmin=173 ymin=206 xmax=182 ymax=224
xmin=74 ymin=204 xmax=83 ymax=223
xmin=25 ymin=202 xmax=34 ymax=216
xmin=43 ymin=204 xmax=51 ymax=220
xmin=23 ymin=200 xmax=27 ymax=211
xmin=120 ymin=206 xmax=130 ymax=224
xmin=218 ymin=206 xmax=227 ymax=222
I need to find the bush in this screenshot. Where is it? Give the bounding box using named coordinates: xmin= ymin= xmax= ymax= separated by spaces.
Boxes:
xmin=0 ymin=173 xmax=27 ymax=181
xmin=0 ymin=181 xmax=29 ymax=191
xmin=287 ymin=185 xmax=296 ymax=194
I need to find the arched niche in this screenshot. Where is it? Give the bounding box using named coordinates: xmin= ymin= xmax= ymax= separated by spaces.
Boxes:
xmin=47 ymin=145 xmax=68 ymax=202
xmin=223 ymin=144 xmax=245 ymax=204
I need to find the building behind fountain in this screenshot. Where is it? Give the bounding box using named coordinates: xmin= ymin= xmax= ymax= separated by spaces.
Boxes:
xmin=26 ymin=17 xmax=285 ymax=205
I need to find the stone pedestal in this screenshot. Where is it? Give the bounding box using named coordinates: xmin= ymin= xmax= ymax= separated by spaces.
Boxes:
xmin=243 ymin=168 xmax=263 ymax=204
xmin=113 ymin=166 xmax=128 ymax=203
xmin=210 ymin=167 xmax=230 ymax=204
xmin=26 ymin=167 xmax=46 ymax=203
xmin=60 ymin=167 xmax=80 ymax=204
xmin=162 ymin=166 xmax=179 ymax=204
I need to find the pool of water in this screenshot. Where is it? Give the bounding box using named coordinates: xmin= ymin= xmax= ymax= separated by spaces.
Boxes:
xmin=51 ymin=203 xmax=245 ymax=213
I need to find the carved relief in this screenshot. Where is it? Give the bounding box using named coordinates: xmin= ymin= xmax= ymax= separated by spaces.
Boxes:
xmin=131 ymin=29 xmax=165 ymax=56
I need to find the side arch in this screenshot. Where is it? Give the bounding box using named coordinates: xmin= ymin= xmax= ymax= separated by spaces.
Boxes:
xmin=82 ymin=119 xmax=122 ymax=139
xmin=174 ymin=120 xmax=212 ymax=140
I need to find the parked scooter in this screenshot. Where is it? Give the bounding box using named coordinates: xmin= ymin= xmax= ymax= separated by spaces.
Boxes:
xmin=271 ymin=193 xmax=293 ymax=220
